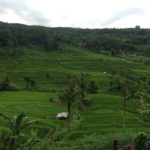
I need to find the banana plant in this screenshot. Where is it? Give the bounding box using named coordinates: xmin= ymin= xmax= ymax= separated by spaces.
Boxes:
xmin=0 ymin=112 xmax=38 ymax=136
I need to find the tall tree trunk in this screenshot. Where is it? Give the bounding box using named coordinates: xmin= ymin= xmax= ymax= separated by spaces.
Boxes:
xmin=67 ymin=101 xmax=71 ymax=131
xmin=123 ymin=97 xmax=126 ymax=129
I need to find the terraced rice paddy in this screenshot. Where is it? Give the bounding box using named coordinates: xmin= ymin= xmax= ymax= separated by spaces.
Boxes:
xmin=0 ymin=46 xmax=150 ymax=149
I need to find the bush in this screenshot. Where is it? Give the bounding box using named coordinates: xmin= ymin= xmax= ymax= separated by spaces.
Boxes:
xmin=133 ymin=132 xmax=148 ymax=150
xmin=0 ymin=130 xmax=12 ymax=150
xmin=0 ymin=76 xmax=21 ymax=91
xmin=74 ymin=133 xmax=132 ymax=150
xmin=139 ymin=100 xmax=150 ymax=121
xmin=87 ymin=80 xmax=99 ymax=94
xmin=0 ymin=81 xmax=21 ymax=91
xmin=49 ymin=97 xmax=54 ymax=102
xmin=8 ymin=83 xmax=22 ymax=91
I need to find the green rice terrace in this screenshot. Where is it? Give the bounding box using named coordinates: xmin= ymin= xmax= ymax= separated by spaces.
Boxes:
xmin=0 ymin=22 xmax=150 ymax=149
xmin=0 ymin=45 xmax=150 ymax=150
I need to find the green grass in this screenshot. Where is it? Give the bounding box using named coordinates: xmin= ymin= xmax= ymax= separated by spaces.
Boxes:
xmin=0 ymin=91 xmax=61 ymax=117
xmin=0 ymin=91 xmax=66 ymax=135
xmin=3 ymin=46 xmax=149 ymax=88
xmin=0 ymin=46 xmax=150 ymax=149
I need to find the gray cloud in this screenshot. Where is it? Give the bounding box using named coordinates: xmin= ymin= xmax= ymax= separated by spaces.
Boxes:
xmin=0 ymin=0 xmax=149 ymax=28
xmin=100 ymin=7 xmax=146 ymax=27
xmin=68 ymin=6 xmax=147 ymax=28
xmin=0 ymin=0 xmax=49 ymax=25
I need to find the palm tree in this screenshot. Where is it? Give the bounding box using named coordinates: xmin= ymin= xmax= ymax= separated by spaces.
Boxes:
xmin=76 ymin=73 xmax=89 ymax=104
xmin=122 ymin=89 xmax=129 ymax=129
xmin=58 ymin=84 xmax=77 ymax=130
xmin=121 ymin=78 xmax=132 ymax=129
xmin=0 ymin=112 xmax=38 ymax=149
xmin=0 ymin=112 xmax=38 ymax=136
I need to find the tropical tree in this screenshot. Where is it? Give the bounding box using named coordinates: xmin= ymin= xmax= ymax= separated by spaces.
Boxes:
xmin=24 ymin=77 xmax=36 ymax=91
xmin=0 ymin=112 xmax=38 ymax=149
xmin=0 ymin=112 xmax=38 ymax=136
xmin=121 ymin=80 xmax=130 ymax=129
xmin=105 ymin=71 xmax=144 ymax=128
xmin=107 ymin=73 xmax=133 ymax=128
xmin=104 ymin=71 xmax=122 ymax=92
xmin=76 ymin=73 xmax=90 ymax=105
xmin=139 ymin=99 xmax=150 ymax=121
xmin=58 ymin=83 xmax=77 ymax=130
xmin=87 ymin=80 xmax=99 ymax=94
xmin=0 ymin=76 xmax=10 ymax=91
xmin=120 ymin=78 xmax=141 ymax=128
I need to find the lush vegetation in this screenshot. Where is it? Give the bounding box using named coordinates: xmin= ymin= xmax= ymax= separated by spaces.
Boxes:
xmin=1 ymin=22 xmax=150 ymax=57
xmin=0 ymin=22 xmax=150 ymax=149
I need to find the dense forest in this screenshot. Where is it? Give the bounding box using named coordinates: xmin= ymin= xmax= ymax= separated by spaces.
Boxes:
xmin=1 ymin=21 xmax=150 ymax=57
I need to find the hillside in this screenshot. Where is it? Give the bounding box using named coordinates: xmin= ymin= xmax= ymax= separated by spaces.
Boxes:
xmin=1 ymin=22 xmax=150 ymax=57
xmin=0 ymin=22 xmax=150 ymax=149
xmin=1 ymin=45 xmax=150 ymax=90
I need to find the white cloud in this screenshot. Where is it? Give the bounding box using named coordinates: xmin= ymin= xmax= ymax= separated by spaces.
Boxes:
xmin=0 ymin=0 xmax=150 ymax=28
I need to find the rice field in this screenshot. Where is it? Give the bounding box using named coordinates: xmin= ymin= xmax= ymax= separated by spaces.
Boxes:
xmin=0 ymin=46 xmax=150 ymax=149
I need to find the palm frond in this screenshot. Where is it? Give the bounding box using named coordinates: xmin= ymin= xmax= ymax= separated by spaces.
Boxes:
xmin=0 ymin=113 xmax=13 ymax=127
xmin=20 ymin=120 xmax=38 ymax=130
xmin=15 ymin=112 xmax=26 ymax=130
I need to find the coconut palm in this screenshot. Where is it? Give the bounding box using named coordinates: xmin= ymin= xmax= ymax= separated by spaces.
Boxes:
xmin=0 ymin=112 xmax=38 ymax=149
xmin=122 ymin=89 xmax=129 ymax=129
xmin=75 ymin=73 xmax=90 ymax=105
xmin=0 ymin=112 xmax=38 ymax=136
xmin=58 ymin=84 xmax=77 ymax=130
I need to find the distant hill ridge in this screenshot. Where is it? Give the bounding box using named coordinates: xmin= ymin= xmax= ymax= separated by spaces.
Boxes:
xmin=0 ymin=21 xmax=150 ymax=56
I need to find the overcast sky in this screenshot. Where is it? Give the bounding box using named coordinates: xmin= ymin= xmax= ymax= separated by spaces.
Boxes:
xmin=0 ymin=0 xmax=150 ymax=28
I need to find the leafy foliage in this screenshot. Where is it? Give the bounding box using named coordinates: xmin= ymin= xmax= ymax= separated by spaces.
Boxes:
xmin=0 ymin=113 xmax=38 ymax=150
xmin=74 ymin=133 xmax=133 ymax=150
xmin=139 ymin=99 xmax=150 ymax=121
xmin=0 ymin=112 xmax=38 ymax=136
xmin=0 ymin=76 xmax=21 ymax=91
xmin=87 ymin=80 xmax=99 ymax=94
xmin=1 ymin=22 xmax=150 ymax=56
xmin=133 ymin=132 xmax=149 ymax=150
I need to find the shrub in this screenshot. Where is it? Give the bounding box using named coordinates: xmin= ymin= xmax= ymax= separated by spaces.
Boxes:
xmin=74 ymin=133 xmax=132 ymax=150
xmin=87 ymin=80 xmax=99 ymax=94
xmin=133 ymin=132 xmax=148 ymax=150
xmin=139 ymin=100 xmax=150 ymax=121
xmin=49 ymin=97 xmax=54 ymax=102
xmin=8 ymin=83 xmax=22 ymax=91
xmin=0 ymin=78 xmax=21 ymax=91
xmin=74 ymin=135 xmax=111 ymax=150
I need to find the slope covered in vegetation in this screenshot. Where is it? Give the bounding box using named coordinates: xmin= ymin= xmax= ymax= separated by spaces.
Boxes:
xmin=0 ymin=22 xmax=150 ymax=149
xmin=1 ymin=21 xmax=150 ymax=57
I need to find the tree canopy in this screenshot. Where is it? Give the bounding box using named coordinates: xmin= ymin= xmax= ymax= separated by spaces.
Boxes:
xmin=1 ymin=22 xmax=150 ymax=56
